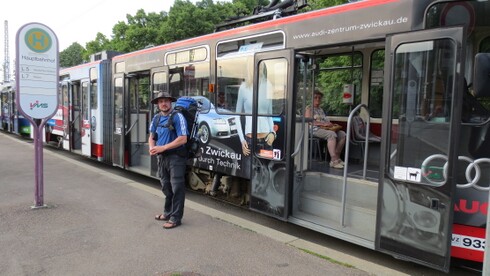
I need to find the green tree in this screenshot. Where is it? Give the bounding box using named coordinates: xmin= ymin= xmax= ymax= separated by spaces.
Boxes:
xmin=158 ymin=0 xmax=236 ymax=43
xmin=64 ymin=0 xmax=345 ymax=62
xmin=85 ymin=33 xmax=112 ymax=60
xmin=233 ymin=0 xmax=270 ymax=14
xmin=59 ymin=42 xmax=86 ymax=68
xmin=316 ymin=53 xmax=363 ymax=116
xmin=111 ymin=9 xmax=167 ymax=53
xmin=306 ymin=0 xmax=347 ymax=10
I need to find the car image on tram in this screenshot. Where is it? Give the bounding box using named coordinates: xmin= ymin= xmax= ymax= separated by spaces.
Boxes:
xmin=3 ymin=0 xmax=488 ymax=273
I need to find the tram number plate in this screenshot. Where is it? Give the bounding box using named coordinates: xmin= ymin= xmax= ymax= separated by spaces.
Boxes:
xmin=452 ymin=234 xmax=485 ymax=251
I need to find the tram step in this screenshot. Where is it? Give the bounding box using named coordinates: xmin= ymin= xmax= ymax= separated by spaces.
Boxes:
xmin=299 ymin=191 xmax=376 ymax=240
xmin=302 ymin=172 xmax=378 ymax=210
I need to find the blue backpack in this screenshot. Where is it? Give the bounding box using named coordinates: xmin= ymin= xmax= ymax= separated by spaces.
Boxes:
xmin=154 ymin=96 xmax=201 ymax=159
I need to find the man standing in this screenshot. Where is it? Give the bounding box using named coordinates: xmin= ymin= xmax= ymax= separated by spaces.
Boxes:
xmin=149 ymin=91 xmax=188 ymax=229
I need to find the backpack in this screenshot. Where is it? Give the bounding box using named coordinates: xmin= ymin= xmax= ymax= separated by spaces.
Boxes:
xmin=154 ymin=96 xmax=202 ymax=159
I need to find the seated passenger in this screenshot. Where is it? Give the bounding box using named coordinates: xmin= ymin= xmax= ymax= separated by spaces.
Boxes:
xmin=305 ymin=90 xmax=346 ymax=169
xmin=217 ymin=92 xmax=228 ymax=109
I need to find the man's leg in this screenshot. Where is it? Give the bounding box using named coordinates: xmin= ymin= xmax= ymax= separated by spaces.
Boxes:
xmin=158 ymin=155 xmax=173 ymax=216
xmin=167 ymin=154 xmax=187 ymax=223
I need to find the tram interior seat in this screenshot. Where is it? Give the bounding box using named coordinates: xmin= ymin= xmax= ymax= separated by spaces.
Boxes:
xmin=304 ymin=116 xmax=327 ymax=165
xmin=309 ymin=136 xmax=323 ymax=160
xmin=350 ymin=114 xmax=381 ymax=161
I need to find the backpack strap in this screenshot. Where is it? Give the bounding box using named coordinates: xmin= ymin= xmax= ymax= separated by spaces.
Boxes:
xmin=163 ymin=110 xmax=176 ymax=131
xmin=153 ymin=113 xmax=162 ymax=128
xmin=150 ymin=113 xmax=161 ymax=141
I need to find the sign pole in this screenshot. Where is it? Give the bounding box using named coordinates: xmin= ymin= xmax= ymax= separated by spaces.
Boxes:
xmin=15 ymin=23 xmax=58 ymax=208
xmin=34 ymin=119 xmax=45 ymax=207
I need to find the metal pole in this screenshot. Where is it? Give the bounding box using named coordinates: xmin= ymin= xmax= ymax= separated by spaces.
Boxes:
xmin=33 ymin=120 xmax=40 ymax=206
xmin=32 ymin=118 xmax=46 ymax=209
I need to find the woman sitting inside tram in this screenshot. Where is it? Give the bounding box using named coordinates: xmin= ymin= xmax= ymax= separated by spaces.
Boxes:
xmin=305 ymin=89 xmax=346 ymax=169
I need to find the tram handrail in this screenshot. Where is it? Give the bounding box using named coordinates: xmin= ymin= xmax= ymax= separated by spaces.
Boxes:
xmin=125 ymin=118 xmax=139 ymax=136
xmin=341 ymin=104 xmax=373 ymax=227
xmin=292 ymin=128 xmax=304 ymax=157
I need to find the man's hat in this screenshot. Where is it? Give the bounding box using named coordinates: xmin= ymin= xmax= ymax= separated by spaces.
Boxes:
xmin=151 ymin=91 xmax=176 ymax=104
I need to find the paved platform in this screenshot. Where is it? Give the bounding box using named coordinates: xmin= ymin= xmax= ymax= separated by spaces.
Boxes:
xmin=0 ymin=132 xmax=407 ymax=275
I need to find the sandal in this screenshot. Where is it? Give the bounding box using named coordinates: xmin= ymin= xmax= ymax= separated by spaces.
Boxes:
xmin=329 ymin=159 xmax=344 ymax=169
xmin=163 ymin=220 xmax=181 ymax=229
xmin=155 ymin=214 xmax=169 ymax=221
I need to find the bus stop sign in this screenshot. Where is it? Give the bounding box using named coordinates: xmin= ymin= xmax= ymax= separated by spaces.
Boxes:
xmin=16 ymin=23 xmax=58 ymax=119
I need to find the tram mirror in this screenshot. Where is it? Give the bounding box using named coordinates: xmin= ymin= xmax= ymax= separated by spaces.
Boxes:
xmin=473 ymin=53 xmax=490 ymax=97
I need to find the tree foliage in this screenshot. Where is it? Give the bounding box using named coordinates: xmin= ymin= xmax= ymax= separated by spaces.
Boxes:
xmin=306 ymin=0 xmax=345 ymax=11
xmin=59 ymin=42 xmax=86 ymax=68
xmin=111 ymin=9 xmax=167 ymax=53
xmin=316 ymin=53 xmax=362 ymax=116
xmin=84 ymin=33 xmax=112 ymax=61
xmin=59 ymin=0 xmax=349 ymax=67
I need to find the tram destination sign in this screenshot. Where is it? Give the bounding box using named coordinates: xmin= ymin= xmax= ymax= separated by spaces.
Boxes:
xmin=16 ymin=23 xmax=59 ymax=119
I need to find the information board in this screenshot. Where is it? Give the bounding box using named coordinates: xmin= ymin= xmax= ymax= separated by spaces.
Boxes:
xmin=16 ymin=23 xmax=58 ymax=119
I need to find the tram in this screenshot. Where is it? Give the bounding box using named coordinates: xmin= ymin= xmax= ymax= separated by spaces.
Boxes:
xmin=0 ymin=82 xmax=30 ymax=136
xmin=10 ymin=0 xmax=489 ymax=272
xmin=49 ymin=51 xmax=119 ymax=160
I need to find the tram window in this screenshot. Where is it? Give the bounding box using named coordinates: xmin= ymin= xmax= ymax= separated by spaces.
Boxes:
xmin=216 ymin=56 xmax=251 ymax=114
xmin=369 ymin=50 xmax=385 ymax=118
xmin=90 ymin=82 xmax=97 ymax=110
xmin=166 ymin=47 xmax=208 ymax=65
xmin=82 ymin=82 xmax=89 ymax=121
xmin=257 ymin=59 xmax=286 ymax=116
xmin=216 ymin=32 xmax=284 ymax=57
xmin=316 ymin=52 xmax=362 ymax=116
xmin=58 ymin=86 xmax=62 ymax=107
xmin=89 ymin=67 xmax=98 ymax=109
xmin=129 ymin=80 xmax=137 ymax=111
xmin=72 ymin=85 xmax=80 ymax=108
xmin=388 ymin=39 xmax=456 ymax=185
xmin=114 ymin=78 xmax=123 ymax=133
xmin=139 ymin=77 xmax=150 ymax=111
xmin=114 ymin=62 xmax=125 ymax=74
xmin=169 ymin=69 xmax=183 ymax=98
xmin=62 ymin=86 xmax=68 ymax=107
xmin=153 ymin=71 xmax=168 ymax=93
xmin=152 ymin=72 xmax=167 ymax=114
xmin=129 ymin=76 xmax=150 ymax=112
xmin=182 ymin=62 xmax=210 ymax=97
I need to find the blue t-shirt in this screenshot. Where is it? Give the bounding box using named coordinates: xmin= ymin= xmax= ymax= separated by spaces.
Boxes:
xmin=149 ymin=112 xmax=188 ymax=149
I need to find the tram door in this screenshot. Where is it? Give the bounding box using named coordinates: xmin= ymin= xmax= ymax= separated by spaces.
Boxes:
xmin=249 ymin=50 xmax=293 ymax=220
xmin=113 ymin=73 xmax=126 ymax=168
xmin=80 ymin=81 xmax=91 ymax=157
xmin=60 ymin=81 xmax=71 ymax=151
xmin=376 ymin=27 xmax=465 ymax=272
xmin=71 ymin=81 xmax=83 ymax=153
xmin=126 ymin=73 xmax=151 ymax=175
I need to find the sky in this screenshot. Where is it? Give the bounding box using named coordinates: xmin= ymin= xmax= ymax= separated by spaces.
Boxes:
xmin=0 ymin=0 xmax=230 ymax=80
